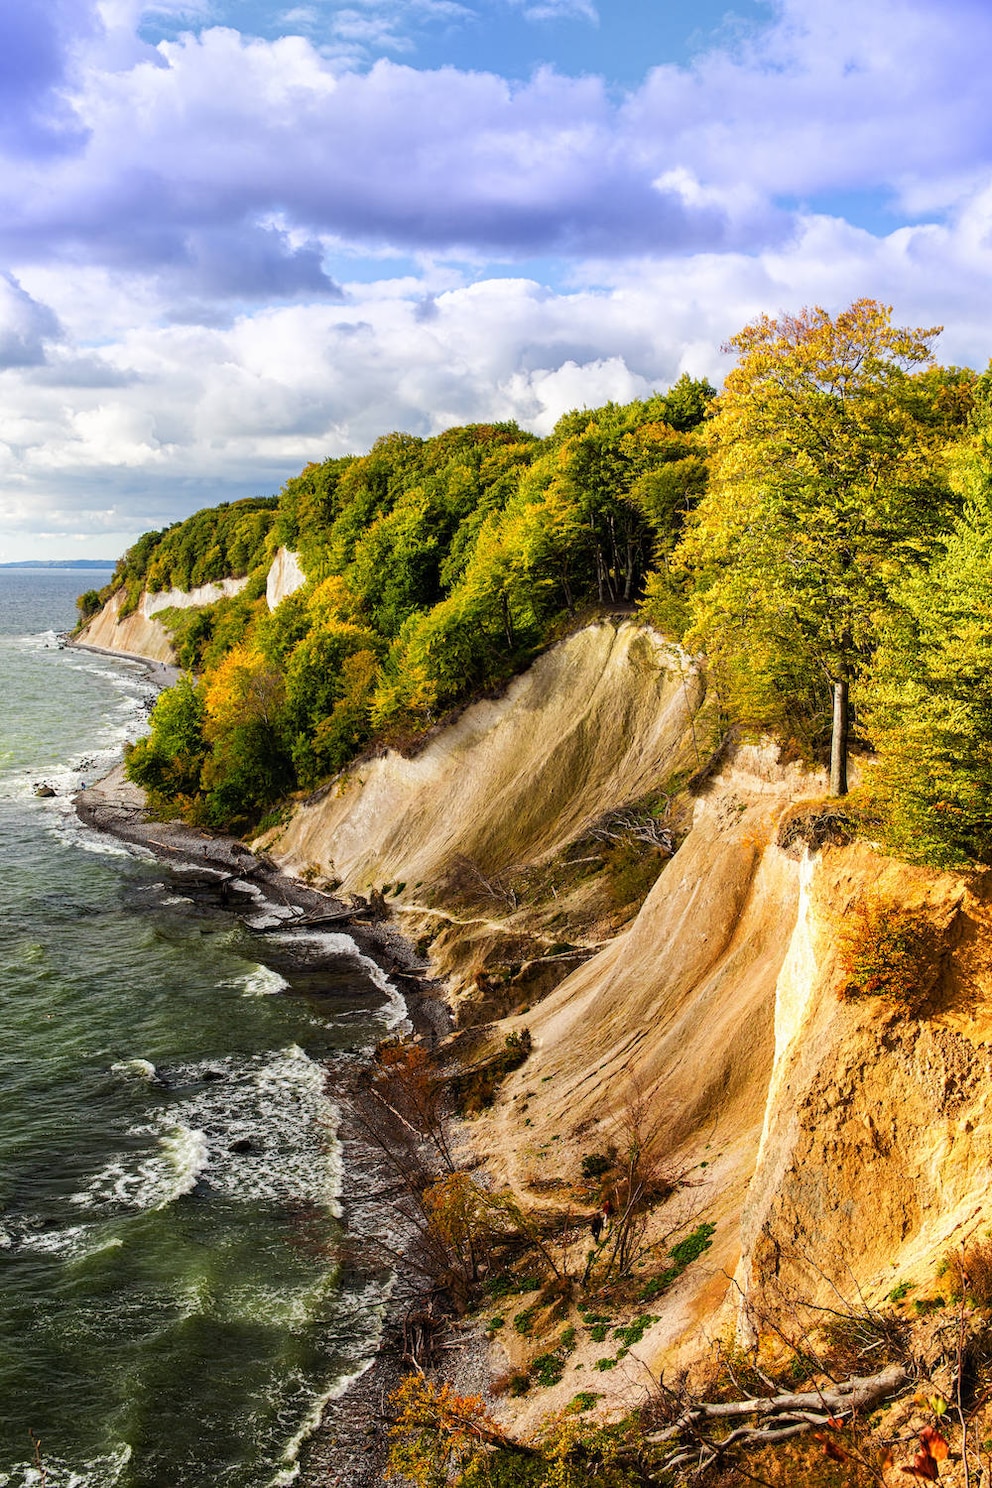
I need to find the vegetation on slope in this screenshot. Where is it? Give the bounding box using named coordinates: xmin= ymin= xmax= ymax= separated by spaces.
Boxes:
xmin=121 ymin=381 xmax=713 ymax=829
xmin=643 ymin=299 xmax=991 ymax=864
xmin=111 ymin=297 xmax=992 ymax=866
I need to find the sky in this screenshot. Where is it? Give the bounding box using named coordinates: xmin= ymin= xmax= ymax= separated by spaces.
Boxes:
xmin=1 ymin=0 xmax=991 ymax=561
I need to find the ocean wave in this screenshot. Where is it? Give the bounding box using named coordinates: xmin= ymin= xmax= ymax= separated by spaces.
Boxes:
xmin=72 ymin=1122 xmax=209 ymax=1212
xmin=265 ymin=1276 xmax=393 ymax=1487
xmin=52 ymin=812 xmax=153 ymax=860
xmin=275 ymin=928 xmax=409 ymax=1033
xmin=111 ymin=1058 xmax=160 ymax=1082
xmin=74 ymin=1047 xmax=342 ymax=1216
xmin=0 ymin=1218 xmax=96 ymax=1259
xmin=0 ymin=1442 xmax=132 ymax=1488
xmin=235 ymin=965 xmax=291 ymax=997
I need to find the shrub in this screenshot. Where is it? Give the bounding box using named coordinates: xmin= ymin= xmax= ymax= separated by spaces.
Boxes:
xmin=580 ymin=1152 xmax=614 ymax=1181
xmin=448 ymin=1029 xmax=532 ymax=1116
xmin=945 ymin=1238 xmax=992 ymax=1308
xmin=837 ymin=897 xmax=947 ymax=1006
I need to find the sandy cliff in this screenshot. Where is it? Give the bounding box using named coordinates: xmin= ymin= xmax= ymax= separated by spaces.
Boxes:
xmin=76 ymin=575 xmax=992 ymax=1404
xmin=263 ymin=621 xmax=992 ymax=1410
xmin=76 ymin=548 xmax=305 ymax=663
xmin=270 ymin=620 xmax=704 ymax=889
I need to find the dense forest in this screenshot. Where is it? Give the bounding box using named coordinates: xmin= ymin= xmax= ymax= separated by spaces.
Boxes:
xmin=107 ymin=300 xmax=992 ymax=868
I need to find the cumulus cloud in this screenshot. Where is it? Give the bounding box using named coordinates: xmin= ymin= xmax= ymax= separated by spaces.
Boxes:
xmin=2 ymin=0 xmax=992 ymax=558
xmin=2 ymin=0 xmax=989 ymax=271
xmin=0 ymin=0 xmax=100 ymax=155
xmin=5 ymin=193 xmax=992 ymax=560
xmin=0 ymin=274 xmax=62 ymax=368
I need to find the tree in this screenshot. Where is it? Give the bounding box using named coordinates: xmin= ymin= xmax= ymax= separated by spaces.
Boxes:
xmin=864 ymin=373 xmax=992 ymax=864
xmin=682 ymin=300 xmax=957 ymax=794
xmin=200 ymin=645 xmax=293 ymax=825
xmin=125 ymin=673 xmax=208 ymax=807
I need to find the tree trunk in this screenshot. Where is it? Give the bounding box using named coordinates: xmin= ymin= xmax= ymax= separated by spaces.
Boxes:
xmin=829 ymin=679 xmax=849 ymax=796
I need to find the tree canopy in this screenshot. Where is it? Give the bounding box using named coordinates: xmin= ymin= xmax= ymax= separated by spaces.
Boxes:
xmin=113 ymin=311 xmax=992 ymax=869
xmin=668 ymin=300 xmax=968 ymax=794
xmin=121 ymin=386 xmax=713 ymax=828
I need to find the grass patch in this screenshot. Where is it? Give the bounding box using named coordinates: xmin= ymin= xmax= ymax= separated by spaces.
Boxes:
xmin=638 ymin=1221 xmax=716 ymax=1301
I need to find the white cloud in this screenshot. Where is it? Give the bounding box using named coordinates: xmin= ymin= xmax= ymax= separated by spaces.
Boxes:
xmin=4 ymin=194 xmax=992 ymax=560
xmin=2 ymin=0 xmax=992 ymax=558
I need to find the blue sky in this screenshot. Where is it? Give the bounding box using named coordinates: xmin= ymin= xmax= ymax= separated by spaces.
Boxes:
xmin=139 ymin=1 xmax=774 ymax=87
xmin=0 ymin=0 xmax=990 ymax=559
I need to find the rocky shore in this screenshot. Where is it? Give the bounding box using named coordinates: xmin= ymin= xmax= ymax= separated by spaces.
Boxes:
xmin=69 ymin=654 xmax=468 ymax=1488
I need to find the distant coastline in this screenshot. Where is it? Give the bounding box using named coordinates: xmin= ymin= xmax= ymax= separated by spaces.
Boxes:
xmin=0 ymin=560 xmax=116 ymax=569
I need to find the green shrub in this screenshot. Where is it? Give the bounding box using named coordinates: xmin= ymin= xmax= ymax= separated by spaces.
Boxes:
xmin=637 ymin=1221 xmax=715 ymax=1301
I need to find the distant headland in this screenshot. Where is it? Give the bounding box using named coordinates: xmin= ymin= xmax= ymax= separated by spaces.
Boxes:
xmin=0 ymin=559 xmax=117 ymax=569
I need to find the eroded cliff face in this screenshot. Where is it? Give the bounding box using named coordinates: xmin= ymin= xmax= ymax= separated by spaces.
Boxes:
xmin=737 ymin=846 xmax=992 ymax=1326
xmin=263 ymin=623 xmax=992 ymax=1413
xmin=76 ymin=548 xmax=305 ymax=664
xmin=78 ymin=583 xmax=992 ymax=1404
xmin=269 ymin=620 xmax=705 ymax=891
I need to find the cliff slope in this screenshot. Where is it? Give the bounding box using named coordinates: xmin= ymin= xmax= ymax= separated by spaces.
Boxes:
xmin=264 ymin=621 xmax=992 ymax=1422
xmin=76 ymin=548 xmax=305 ymax=664
xmin=270 ymin=619 xmax=703 ymax=892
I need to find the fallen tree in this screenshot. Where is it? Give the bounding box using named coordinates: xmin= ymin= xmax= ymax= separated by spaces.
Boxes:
xmin=646 ymin=1363 xmax=909 ymax=1476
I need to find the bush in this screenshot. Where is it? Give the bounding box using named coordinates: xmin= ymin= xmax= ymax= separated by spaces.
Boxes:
xmin=580 ymin=1152 xmax=614 ymax=1182
xmin=837 ymin=897 xmax=947 ymax=1006
xmin=945 ymin=1238 xmax=992 ymax=1308
xmin=638 ymin=1221 xmax=715 ymax=1301
xmin=448 ymin=1029 xmax=532 ymax=1116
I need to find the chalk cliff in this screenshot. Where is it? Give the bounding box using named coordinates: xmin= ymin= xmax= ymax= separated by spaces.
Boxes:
xmin=78 ymin=571 xmax=992 ymax=1410
xmin=262 ymin=620 xmax=992 ymax=1412
xmin=76 ymin=548 xmax=305 ymax=663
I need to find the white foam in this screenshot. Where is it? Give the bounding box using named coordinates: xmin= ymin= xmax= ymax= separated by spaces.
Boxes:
xmin=275 ymin=928 xmax=409 ymax=1032
xmin=72 ymin=1047 xmax=342 ymax=1216
xmin=237 ymin=966 xmax=290 ymax=997
xmin=16 ymin=1225 xmax=89 ymax=1256
xmin=272 ymin=1279 xmax=398 ymax=1488
xmin=111 ymin=1058 xmax=159 ymax=1082
xmin=72 ymin=1122 xmax=208 ymax=1212
xmin=0 ymin=1442 xmax=132 ymax=1488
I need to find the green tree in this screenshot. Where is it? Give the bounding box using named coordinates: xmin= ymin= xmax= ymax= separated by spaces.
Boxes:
xmin=680 ymin=300 xmax=960 ymax=794
xmin=124 ymin=674 xmax=208 ymax=807
xmin=864 ymin=374 xmax=992 ymax=863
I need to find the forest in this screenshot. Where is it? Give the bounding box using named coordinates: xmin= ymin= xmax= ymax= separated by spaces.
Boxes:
xmin=109 ymin=299 xmax=992 ymax=869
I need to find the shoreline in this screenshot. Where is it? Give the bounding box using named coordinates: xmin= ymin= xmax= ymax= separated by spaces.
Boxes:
xmin=68 ymin=638 xmax=457 ymax=1487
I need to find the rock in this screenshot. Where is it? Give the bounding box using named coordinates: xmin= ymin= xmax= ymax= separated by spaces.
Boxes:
xmin=202 ymin=1068 xmax=226 ymax=1083
xmin=229 ymin=1138 xmax=253 ymax=1154
xmin=33 ymin=784 xmax=56 ymax=797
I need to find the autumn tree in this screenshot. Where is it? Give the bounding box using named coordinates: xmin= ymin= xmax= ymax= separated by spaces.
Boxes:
xmin=680 ymin=300 xmax=962 ymax=794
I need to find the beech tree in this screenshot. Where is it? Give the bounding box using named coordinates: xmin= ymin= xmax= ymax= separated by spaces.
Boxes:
xmin=682 ymin=300 xmax=959 ymax=794
xmin=865 ymin=372 xmax=992 ymax=863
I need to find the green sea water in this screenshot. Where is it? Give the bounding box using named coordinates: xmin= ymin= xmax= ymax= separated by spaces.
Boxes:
xmin=0 ymin=571 xmax=398 ymax=1487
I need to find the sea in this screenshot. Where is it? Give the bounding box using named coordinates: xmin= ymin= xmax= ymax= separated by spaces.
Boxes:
xmin=0 ymin=570 xmax=401 ymax=1487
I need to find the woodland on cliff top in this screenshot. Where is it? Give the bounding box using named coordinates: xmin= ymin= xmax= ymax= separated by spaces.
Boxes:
xmin=100 ymin=299 xmax=992 ymax=868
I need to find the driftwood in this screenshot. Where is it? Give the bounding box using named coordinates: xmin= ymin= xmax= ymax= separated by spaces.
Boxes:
xmin=646 ymin=1363 xmax=908 ymax=1472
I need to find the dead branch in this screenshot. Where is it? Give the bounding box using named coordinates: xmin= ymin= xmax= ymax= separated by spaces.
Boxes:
xmin=587 ymin=804 xmax=674 ymax=852
xmin=645 ymin=1363 xmax=908 ymax=1463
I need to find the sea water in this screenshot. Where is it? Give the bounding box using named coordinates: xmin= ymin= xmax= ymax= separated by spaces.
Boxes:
xmin=0 ymin=571 xmax=398 ymax=1487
